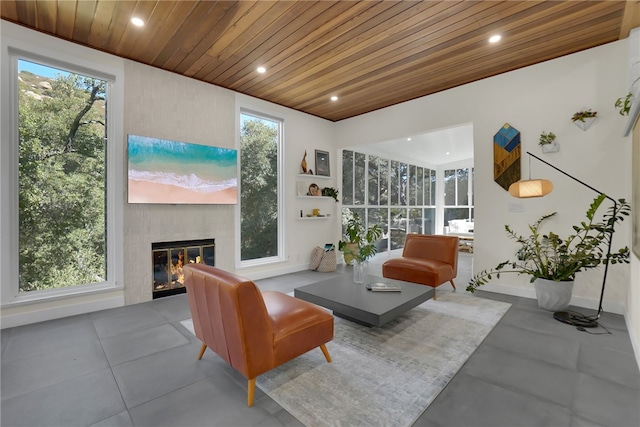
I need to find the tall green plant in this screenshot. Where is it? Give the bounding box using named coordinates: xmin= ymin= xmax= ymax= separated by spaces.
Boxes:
xmin=467 ymin=195 xmax=630 ymax=292
xmin=338 ymin=213 xmax=382 ymax=263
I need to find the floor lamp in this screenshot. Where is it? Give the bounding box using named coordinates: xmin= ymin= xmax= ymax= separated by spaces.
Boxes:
xmin=508 ymin=151 xmax=617 ymax=328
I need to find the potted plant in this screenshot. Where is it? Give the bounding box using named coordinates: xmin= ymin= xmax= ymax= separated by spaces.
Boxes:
xmin=466 ymin=195 xmax=630 ymax=311
xmin=321 ymin=186 xmax=339 ymax=202
xmin=571 ymin=109 xmax=597 ymax=131
xmin=538 ymin=131 xmax=558 ymax=153
xmin=615 ymin=92 xmax=632 ymax=116
xmin=338 ymin=213 xmax=382 ymax=282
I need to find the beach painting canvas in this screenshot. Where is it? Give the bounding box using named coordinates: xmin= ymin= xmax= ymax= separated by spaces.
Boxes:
xmin=127 ymin=135 xmax=238 ymax=204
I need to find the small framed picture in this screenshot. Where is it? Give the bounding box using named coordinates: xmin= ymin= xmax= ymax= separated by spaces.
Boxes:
xmin=315 ymin=150 xmax=330 ymax=177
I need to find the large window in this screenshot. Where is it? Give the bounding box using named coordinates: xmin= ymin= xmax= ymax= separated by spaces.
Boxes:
xmin=239 ymin=111 xmax=282 ymax=263
xmin=18 ymin=60 xmax=107 ymax=292
xmin=1 ymin=46 xmax=123 ymax=305
xmin=342 ymin=150 xmax=437 ymax=252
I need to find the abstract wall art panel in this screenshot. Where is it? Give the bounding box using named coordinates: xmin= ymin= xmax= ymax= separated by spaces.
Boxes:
xmin=493 ymin=123 xmax=521 ymax=191
xmin=127 ymin=135 xmax=238 ymax=205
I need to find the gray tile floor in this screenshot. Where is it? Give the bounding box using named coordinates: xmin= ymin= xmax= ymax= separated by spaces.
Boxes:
xmin=2 ymin=253 xmax=639 ymax=427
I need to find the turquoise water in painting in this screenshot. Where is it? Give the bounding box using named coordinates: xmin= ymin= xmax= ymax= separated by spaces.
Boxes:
xmin=127 ymin=135 xmax=237 ymax=193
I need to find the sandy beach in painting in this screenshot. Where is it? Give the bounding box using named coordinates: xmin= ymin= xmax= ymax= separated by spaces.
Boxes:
xmin=128 ymin=180 xmax=237 ymax=204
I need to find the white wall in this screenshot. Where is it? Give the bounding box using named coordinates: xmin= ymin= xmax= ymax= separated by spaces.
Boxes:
xmin=629 ymin=120 xmax=640 ymax=366
xmin=335 ymin=40 xmax=632 ymax=316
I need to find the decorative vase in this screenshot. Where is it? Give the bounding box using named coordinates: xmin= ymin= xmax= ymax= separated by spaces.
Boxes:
xmin=534 ymin=278 xmax=574 ymax=312
xmin=353 ymin=261 xmax=365 ymax=284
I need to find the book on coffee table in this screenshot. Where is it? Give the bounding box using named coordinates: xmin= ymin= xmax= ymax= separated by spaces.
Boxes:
xmin=366 ymin=282 xmax=402 ymax=292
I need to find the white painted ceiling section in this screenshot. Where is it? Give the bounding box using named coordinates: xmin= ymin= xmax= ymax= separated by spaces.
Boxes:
xmin=349 ymin=123 xmax=474 ymax=167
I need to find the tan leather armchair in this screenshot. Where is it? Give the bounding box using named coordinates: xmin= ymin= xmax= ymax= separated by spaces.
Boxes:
xmin=183 ymin=264 xmax=333 ymax=407
xmin=382 ymin=234 xmax=459 ymax=300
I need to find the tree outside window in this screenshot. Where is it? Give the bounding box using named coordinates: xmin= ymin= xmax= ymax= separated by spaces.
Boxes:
xmin=17 ymin=60 xmax=107 ymax=292
xmin=239 ymin=113 xmax=280 ymax=261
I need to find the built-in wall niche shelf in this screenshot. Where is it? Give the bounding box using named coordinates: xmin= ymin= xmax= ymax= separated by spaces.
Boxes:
xmin=297 ymin=174 xmax=332 ymax=180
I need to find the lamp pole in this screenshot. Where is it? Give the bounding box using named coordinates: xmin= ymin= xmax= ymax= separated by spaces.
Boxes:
xmin=525 ymin=151 xmax=617 ymax=326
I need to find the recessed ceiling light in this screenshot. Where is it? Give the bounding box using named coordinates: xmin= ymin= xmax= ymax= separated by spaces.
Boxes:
xmin=257 ymin=66 xmax=266 ymax=74
xmin=446 ymin=152 xmax=450 ymax=155
xmin=131 ymin=17 xmax=145 ymax=27
xmin=489 ymin=35 xmax=501 ymax=43
xmin=330 ymin=95 xmax=338 ymax=101
xmin=407 ymin=138 xmax=412 ymax=141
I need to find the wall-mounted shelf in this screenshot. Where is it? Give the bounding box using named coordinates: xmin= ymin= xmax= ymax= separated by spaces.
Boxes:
xmin=298 ymin=216 xmax=331 ymax=220
xmin=297 ymin=196 xmax=333 ymax=200
xmin=297 ymin=174 xmax=332 ymax=180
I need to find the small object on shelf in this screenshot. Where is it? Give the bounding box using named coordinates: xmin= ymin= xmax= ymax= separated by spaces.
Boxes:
xmin=366 ymin=282 xmax=402 ymax=292
xmin=308 ymin=183 xmax=321 ymax=196
xmin=315 ymin=150 xmax=330 ymax=177
xmin=321 ymin=186 xmax=339 ymax=202
xmin=301 ymin=150 xmax=308 ymax=173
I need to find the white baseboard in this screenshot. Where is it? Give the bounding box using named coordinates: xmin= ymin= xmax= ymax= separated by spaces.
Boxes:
xmin=241 ymin=263 xmax=310 ymax=281
xmin=626 ymin=315 xmax=640 ymax=370
xmin=1 ymin=294 xmax=124 ymax=329
xmin=481 ymin=283 xmax=626 ymax=315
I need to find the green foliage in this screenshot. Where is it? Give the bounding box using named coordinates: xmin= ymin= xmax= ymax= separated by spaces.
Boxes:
xmin=571 ymin=109 xmax=597 ymax=122
xmin=18 ymin=72 xmax=107 ymax=291
xmin=538 ymin=131 xmax=556 ymax=146
xmin=466 ymin=195 xmax=630 ymax=293
xmin=321 ymin=186 xmax=339 ymax=202
xmin=338 ymin=213 xmax=383 ymax=263
xmin=615 ymin=92 xmax=632 ymax=116
xmin=240 ymin=117 xmax=278 ymax=261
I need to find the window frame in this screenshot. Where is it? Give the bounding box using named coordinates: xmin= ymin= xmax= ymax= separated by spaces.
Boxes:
xmin=341 ymin=149 xmax=440 ymax=252
xmin=236 ymin=108 xmax=285 ymax=268
xmin=443 ymin=166 xmax=474 ymax=222
xmin=1 ymin=38 xmax=124 ymax=306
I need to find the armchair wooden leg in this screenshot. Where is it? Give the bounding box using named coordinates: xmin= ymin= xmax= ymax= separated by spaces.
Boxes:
xmin=197 ymin=343 xmax=207 ymax=360
xmin=433 ymin=289 xmax=436 ymax=300
xmin=450 ymin=279 xmax=456 ymax=291
xmin=320 ymin=343 xmax=332 ymax=363
xmin=247 ymin=378 xmax=256 ymax=407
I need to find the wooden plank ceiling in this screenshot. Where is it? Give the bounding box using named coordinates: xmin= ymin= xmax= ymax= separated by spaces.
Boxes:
xmin=2 ymin=1 xmax=639 ymax=122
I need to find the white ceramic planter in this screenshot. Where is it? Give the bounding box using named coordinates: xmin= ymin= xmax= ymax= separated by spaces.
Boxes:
xmin=541 ymin=141 xmax=560 ymax=153
xmin=534 ymin=278 xmax=573 ymax=312
xmin=573 ymin=116 xmax=596 ymax=131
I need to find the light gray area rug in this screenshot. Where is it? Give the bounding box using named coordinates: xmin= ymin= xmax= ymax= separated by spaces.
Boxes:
xmin=181 ymin=292 xmax=510 ymax=427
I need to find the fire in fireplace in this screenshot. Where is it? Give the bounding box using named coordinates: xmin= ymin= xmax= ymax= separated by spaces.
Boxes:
xmin=152 ymin=239 xmax=215 ymax=299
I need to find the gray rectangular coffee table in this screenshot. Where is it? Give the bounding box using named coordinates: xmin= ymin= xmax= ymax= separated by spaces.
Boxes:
xmin=294 ymin=274 xmax=434 ymax=327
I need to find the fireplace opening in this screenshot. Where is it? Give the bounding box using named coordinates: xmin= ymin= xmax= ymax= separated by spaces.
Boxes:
xmin=152 ymin=238 xmax=215 ymax=299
